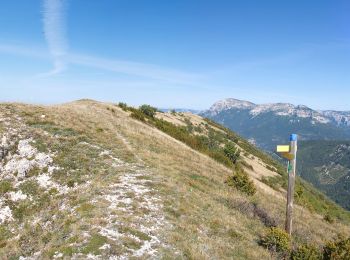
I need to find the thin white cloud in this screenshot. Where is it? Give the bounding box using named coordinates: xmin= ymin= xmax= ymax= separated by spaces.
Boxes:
xmin=42 ymin=0 xmax=68 ymax=75
xmin=0 ymin=44 xmax=203 ymax=84
xmin=68 ymin=54 xmax=203 ymax=84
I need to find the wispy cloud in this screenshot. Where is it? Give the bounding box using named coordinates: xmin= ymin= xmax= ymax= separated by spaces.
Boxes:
xmin=42 ymin=0 xmax=68 ymax=75
xmin=68 ymin=54 xmax=203 ymax=84
xmin=0 ymin=44 xmax=203 ymax=84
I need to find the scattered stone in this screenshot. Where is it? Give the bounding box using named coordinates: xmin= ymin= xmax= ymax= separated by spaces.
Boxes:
xmin=0 ymin=199 xmax=13 ymax=224
xmin=8 ymin=190 xmax=27 ymax=202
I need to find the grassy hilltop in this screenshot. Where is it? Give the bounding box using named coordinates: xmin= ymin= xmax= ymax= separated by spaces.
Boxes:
xmin=0 ymin=100 xmax=349 ymax=259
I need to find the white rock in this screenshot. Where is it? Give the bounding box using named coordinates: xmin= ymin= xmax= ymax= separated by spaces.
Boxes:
xmin=35 ymin=153 xmax=53 ymax=168
xmin=4 ymin=158 xmax=33 ymax=178
xmin=1 ymin=135 xmax=8 ymax=146
xmin=53 ymin=252 xmax=63 ymax=259
xmin=36 ymin=174 xmax=52 ymax=189
xmin=0 ymin=199 xmax=13 ymax=224
xmin=8 ymin=190 xmax=27 ymax=201
xmin=99 ymin=243 xmax=111 ymax=250
xmin=18 ymin=139 xmax=36 ymax=158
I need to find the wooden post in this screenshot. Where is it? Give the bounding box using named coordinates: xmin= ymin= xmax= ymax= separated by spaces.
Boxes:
xmin=285 ymin=134 xmax=297 ymax=236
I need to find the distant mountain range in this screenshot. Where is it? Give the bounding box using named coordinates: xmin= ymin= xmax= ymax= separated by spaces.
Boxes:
xmin=201 ymin=98 xmax=350 ymax=150
xmin=206 ymin=98 xmax=350 ymax=126
xmin=201 ymin=98 xmax=350 ymax=210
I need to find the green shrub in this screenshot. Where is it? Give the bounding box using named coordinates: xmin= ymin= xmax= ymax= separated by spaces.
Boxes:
xmin=117 ymin=102 xmax=128 ymax=111
xmin=130 ymin=110 xmax=146 ymax=122
xmin=291 ymin=244 xmax=322 ymax=260
xmin=224 ymin=142 xmax=240 ymax=164
xmin=139 ymin=104 xmax=157 ymax=118
xmin=260 ymin=227 xmax=291 ymax=254
xmin=295 ymin=185 xmax=304 ymax=199
xmin=323 ymin=236 xmax=350 ymax=260
xmin=226 ymin=169 xmax=256 ymax=196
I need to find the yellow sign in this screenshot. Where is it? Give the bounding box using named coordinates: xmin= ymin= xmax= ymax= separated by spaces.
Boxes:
xmin=281 ymin=152 xmax=294 ymax=160
xmin=277 ymin=145 xmax=294 ymax=160
xmin=277 ymin=145 xmax=290 ymax=153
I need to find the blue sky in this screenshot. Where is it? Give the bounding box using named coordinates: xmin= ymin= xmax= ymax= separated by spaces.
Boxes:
xmin=0 ymin=0 xmax=349 ymax=110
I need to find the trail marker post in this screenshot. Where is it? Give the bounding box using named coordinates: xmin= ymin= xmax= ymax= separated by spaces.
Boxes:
xmin=277 ymin=134 xmax=298 ymax=236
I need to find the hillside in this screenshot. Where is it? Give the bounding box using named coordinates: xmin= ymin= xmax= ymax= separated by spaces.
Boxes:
xmin=298 ymin=140 xmax=350 ymax=210
xmin=0 ymin=100 xmax=349 ymax=259
xmin=202 ymin=98 xmax=350 ymax=150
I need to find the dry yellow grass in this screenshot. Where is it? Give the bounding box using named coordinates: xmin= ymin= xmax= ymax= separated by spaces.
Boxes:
xmin=1 ymin=99 xmax=349 ymax=259
xmin=61 ymin=101 xmax=350 ymax=250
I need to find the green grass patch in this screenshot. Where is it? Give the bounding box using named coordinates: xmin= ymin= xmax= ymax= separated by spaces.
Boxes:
xmin=81 ymin=234 xmax=108 ymax=254
xmin=76 ymin=203 xmax=95 ymax=217
xmin=122 ymin=237 xmax=142 ymax=250
xmin=0 ymin=180 xmax=13 ymax=194
xmin=19 ymin=180 xmax=40 ymax=196
xmin=0 ymin=225 xmax=12 ymax=248
xmin=27 ymin=121 xmax=79 ymax=137
xmin=119 ymin=226 xmax=151 ymax=241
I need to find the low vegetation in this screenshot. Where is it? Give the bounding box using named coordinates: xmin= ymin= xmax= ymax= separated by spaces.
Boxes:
xmin=323 ymin=236 xmax=350 ymax=260
xmin=119 ymin=102 xmax=350 ymax=225
xmin=139 ymin=104 xmax=157 ymax=118
xmin=291 ymin=244 xmax=322 ymax=260
xmin=225 ymin=168 xmax=256 ymax=196
xmin=260 ymin=229 xmax=350 ymax=259
xmin=204 ymin=118 xmax=286 ymax=175
xmin=224 ymin=142 xmax=241 ymax=164
xmin=118 ymin=103 xmax=234 ymax=165
xmin=259 ymin=227 xmax=291 ymax=256
xmin=0 ymin=100 xmax=349 ymax=259
xmin=117 ymin=102 xmax=257 ymax=195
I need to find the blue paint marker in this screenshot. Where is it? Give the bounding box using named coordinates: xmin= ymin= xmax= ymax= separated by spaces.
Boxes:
xmin=290 ymin=134 xmax=298 ymax=141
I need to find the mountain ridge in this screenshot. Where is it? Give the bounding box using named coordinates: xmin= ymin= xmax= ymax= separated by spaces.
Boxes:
xmin=206 ymin=98 xmax=350 ymax=126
